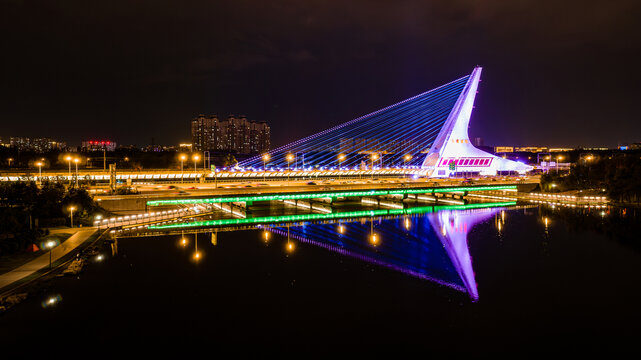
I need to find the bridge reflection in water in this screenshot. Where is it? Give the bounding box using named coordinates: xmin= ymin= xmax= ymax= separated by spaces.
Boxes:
xmin=267 ymin=206 xmax=503 ymax=302
xmin=119 ymin=201 xmax=516 ymax=301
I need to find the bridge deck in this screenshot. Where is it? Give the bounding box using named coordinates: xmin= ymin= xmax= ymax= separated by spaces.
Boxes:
xmin=145 ymin=183 xmax=519 ymax=206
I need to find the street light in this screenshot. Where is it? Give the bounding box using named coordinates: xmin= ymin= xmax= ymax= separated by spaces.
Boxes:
xmin=371 ymin=153 xmax=378 ymax=179
xmin=403 ymin=154 xmax=412 ymax=178
xmin=68 ymin=206 xmax=76 ymax=228
xmin=46 ymin=240 xmax=56 ymax=269
xmin=286 ymin=153 xmax=294 ymax=180
xmin=403 ymin=154 xmax=412 ymax=168
xmin=73 ymin=158 xmax=80 ymax=187
xmin=7 ymin=158 xmax=13 ymax=167
xmin=65 ymin=156 xmax=72 ymax=185
xmin=338 ymin=153 xmax=346 ymax=168
xmin=179 ymin=154 xmax=187 ymax=183
xmin=35 ymin=161 xmax=43 ymax=185
xmin=262 ymin=153 xmax=270 ymax=181
xmin=192 ymin=154 xmax=200 ymax=172
xmin=556 ymin=155 xmax=564 ymax=174
xmin=338 ymin=154 xmax=346 ymax=180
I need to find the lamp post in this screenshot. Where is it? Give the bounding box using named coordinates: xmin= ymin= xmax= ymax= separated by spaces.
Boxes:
xmin=580 ymin=154 xmax=594 ymax=164
xmin=286 ymin=153 xmax=294 ymax=181
xmin=179 ymin=154 xmax=187 ymax=183
xmin=556 ymin=155 xmax=564 ymax=174
xmin=192 ymin=154 xmax=200 ymax=172
xmin=46 ymin=240 xmax=56 ymax=269
xmin=403 ymin=154 xmax=412 ymax=178
xmin=65 ymin=156 xmax=72 ymax=185
xmin=338 ymin=154 xmax=345 ymax=180
xmin=545 ymin=155 xmax=551 ymax=174
xmin=403 ymin=154 xmax=412 ymax=168
xmin=262 ymin=153 xmax=270 ymax=181
xmin=7 ymin=158 xmax=13 ymax=167
xmin=36 ymin=161 xmax=43 ymax=185
xmin=211 ymin=165 xmax=217 ymax=189
xmin=68 ymin=206 xmax=76 ymax=228
xmin=371 ymin=153 xmax=378 ymax=179
xmin=73 ymin=158 xmax=80 ymax=187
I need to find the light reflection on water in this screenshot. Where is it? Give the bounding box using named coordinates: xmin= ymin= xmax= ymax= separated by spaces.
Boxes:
xmin=138 ymin=202 xmax=518 ymax=301
xmin=267 ymin=207 xmax=504 ymax=301
xmin=104 ymin=200 xmax=634 ymax=304
xmin=3 ymin=201 xmax=640 ymax=350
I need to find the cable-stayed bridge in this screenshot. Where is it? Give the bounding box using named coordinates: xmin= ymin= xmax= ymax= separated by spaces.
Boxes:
xmin=240 ymin=66 xmax=532 ymax=177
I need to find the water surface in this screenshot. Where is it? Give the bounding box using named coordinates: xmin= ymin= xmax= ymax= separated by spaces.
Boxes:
xmin=1 ymin=204 xmax=640 ymax=353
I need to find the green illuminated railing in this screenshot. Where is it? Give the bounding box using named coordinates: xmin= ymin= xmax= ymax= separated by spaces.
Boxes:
xmin=146 ymin=185 xmax=517 ymax=206
xmin=148 ymin=201 xmax=517 ymax=229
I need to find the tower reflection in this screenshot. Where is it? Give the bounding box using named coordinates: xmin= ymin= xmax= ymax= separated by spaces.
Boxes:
xmin=269 ymin=207 xmax=503 ymax=301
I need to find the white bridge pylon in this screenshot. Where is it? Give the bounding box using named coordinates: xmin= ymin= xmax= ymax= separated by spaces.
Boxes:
xmin=422 ymin=67 xmax=533 ymax=177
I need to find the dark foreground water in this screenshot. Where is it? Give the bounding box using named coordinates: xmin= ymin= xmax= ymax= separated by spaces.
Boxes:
xmin=1 ymin=205 xmax=640 ymax=353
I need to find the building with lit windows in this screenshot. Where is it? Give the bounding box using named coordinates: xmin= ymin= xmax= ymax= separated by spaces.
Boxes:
xmin=81 ymin=140 xmax=117 ymax=152
xmin=6 ymin=137 xmax=67 ymax=152
xmin=191 ymin=114 xmax=270 ymax=154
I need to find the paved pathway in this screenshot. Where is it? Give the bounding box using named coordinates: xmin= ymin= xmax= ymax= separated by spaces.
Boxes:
xmin=0 ymin=227 xmax=98 ymax=292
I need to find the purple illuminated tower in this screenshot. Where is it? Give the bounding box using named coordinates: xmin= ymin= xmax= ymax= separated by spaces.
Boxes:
xmin=422 ymin=67 xmax=533 ymax=177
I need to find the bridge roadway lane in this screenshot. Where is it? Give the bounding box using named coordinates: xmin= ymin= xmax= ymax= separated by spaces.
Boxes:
xmin=94 ymin=177 xmax=537 ymax=202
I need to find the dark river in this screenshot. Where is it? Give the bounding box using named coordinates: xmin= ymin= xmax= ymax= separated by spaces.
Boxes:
xmin=1 ymin=202 xmax=640 ymax=353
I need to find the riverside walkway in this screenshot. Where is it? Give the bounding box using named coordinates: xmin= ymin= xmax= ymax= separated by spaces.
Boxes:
xmin=0 ymin=227 xmax=98 ymax=293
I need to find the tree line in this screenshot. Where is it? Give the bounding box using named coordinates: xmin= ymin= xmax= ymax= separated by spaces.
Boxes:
xmin=0 ymin=182 xmax=101 ymax=255
xmin=540 ymin=154 xmax=641 ymax=205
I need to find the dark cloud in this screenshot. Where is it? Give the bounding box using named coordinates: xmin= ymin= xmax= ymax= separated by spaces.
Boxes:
xmin=1 ymin=0 xmax=640 ymax=147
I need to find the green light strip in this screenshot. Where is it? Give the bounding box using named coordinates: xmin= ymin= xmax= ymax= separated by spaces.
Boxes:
xmin=146 ymin=185 xmax=518 ymax=206
xmin=148 ymin=201 xmax=517 ymax=229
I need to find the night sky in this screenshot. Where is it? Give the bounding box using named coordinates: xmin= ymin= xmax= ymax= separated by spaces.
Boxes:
xmin=2 ymin=0 xmax=640 ymax=148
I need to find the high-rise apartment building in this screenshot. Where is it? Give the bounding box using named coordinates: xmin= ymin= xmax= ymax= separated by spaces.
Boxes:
xmin=191 ymin=114 xmax=270 ymax=154
xmin=7 ymin=137 xmax=67 ymax=152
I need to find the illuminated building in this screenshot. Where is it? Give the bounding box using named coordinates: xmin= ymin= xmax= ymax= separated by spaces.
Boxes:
xmin=494 ymin=146 xmax=514 ymax=153
xmin=7 ymin=137 xmax=67 ymax=152
xmin=81 ymin=140 xmax=117 ymax=152
xmin=191 ymin=114 xmax=270 ymax=154
xmin=514 ymin=146 xmax=549 ymax=153
xmin=422 ymin=67 xmax=533 ymax=177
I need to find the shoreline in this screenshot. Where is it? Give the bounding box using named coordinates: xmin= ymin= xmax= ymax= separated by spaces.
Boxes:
xmin=0 ymin=227 xmax=104 ymax=298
